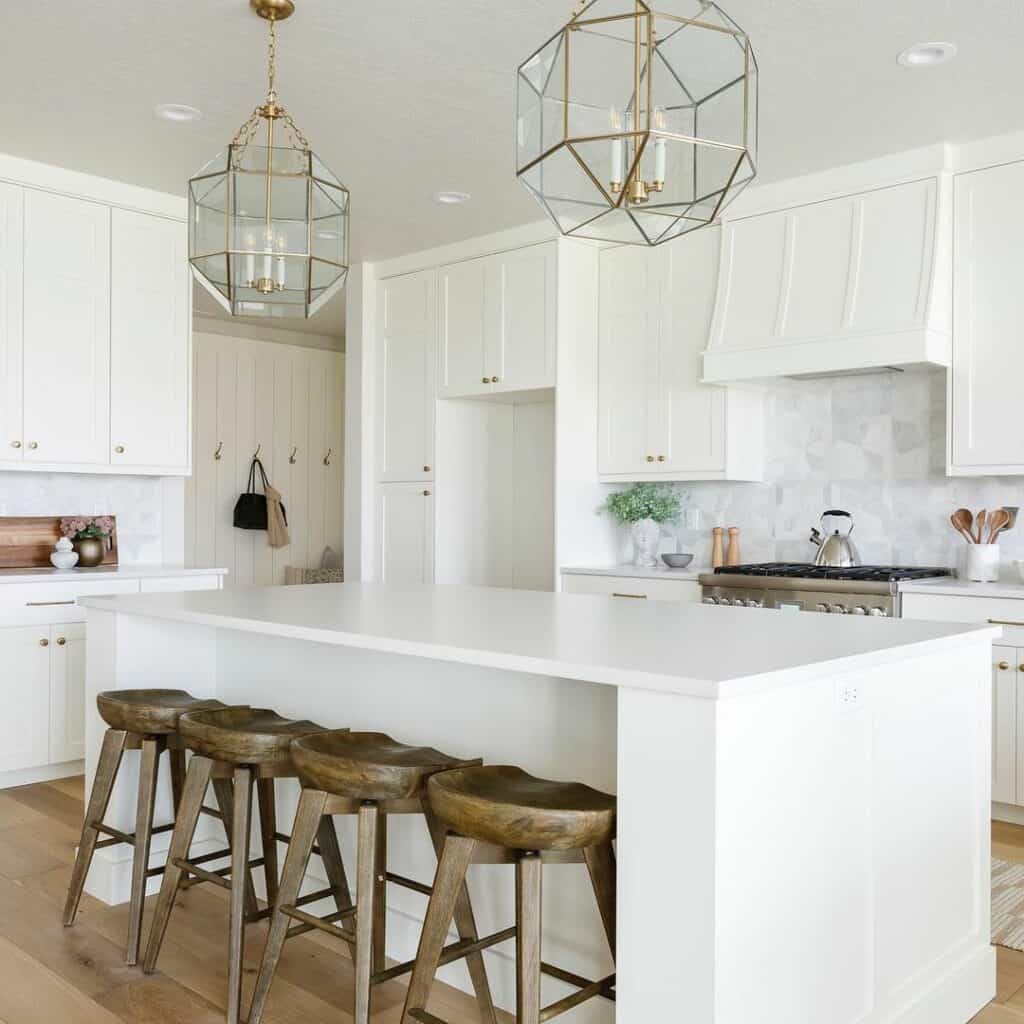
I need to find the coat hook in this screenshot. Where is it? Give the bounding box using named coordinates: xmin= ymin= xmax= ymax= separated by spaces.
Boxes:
xmin=323 ymin=448 xmax=332 ymax=466
xmin=214 ymin=441 xmax=223 ymax=461
xmin=289 ymin=446 xmax=298 ymax=464
xmin=253 ymin=443 xmax=262 ymax=460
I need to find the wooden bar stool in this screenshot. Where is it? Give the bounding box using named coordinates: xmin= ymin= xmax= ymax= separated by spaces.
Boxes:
xmin=247 ymin=731 xmax=500 ymax=1024
xmin=141 ymin=706 xmax=350 ymax=1024
xmin=401 ymin=765 xmax=617 ymax=1024
xmin=63 ymin=689 xmax=225 ymax=965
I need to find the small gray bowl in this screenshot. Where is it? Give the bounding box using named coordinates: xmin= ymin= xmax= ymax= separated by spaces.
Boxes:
xmin=662 ymin=553 xmax=694 ymax=569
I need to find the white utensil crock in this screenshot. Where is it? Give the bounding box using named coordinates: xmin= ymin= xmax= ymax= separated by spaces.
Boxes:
xmin=965 ymin=544 xmax=1000 ymax=583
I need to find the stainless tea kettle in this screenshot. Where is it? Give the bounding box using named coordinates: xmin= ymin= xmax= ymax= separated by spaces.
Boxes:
xmin=809 ymin=509 xmax=861 ymax=568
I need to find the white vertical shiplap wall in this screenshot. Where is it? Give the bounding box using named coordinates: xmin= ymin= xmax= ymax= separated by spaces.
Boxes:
xmin=185 ymin=332 xmax=344 ymax=585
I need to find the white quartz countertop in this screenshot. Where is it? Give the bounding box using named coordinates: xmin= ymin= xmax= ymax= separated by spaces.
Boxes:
xmin=81 ymin=582 xmax=998 ymax=700
xmin=560 ymin=564 xmax=707 ymax=581
xmin=0 ymin=565 xmax=228 ymax=585
xmin=900 ymin=575 xmax=1024 ymax=599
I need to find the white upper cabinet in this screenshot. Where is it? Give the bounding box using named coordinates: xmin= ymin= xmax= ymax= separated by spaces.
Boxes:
xmin=949 ymin=159 xmax=1024 ymax=475
xmin=703 ymin=177 xmax=950 ymax=381
xmin=438 ymin=243 xmax=556 ymax=398
xmin=110 ymin=209 xmax=189 ymax=471
xmin=0 ymin=184 xmax=23 ymax=462
xmin=598 ymin=231 xmax=761 ymax=481
xmin=22 ymin=191 xmax=110 ymax=465
xmin=377 ymin=270 xmax=436 ymax=481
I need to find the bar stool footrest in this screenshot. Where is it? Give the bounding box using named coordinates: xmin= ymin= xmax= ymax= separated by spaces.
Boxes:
xmin=373 ymin=926 xmax=517 ymax=987
xmin=538 ymin=964 xmax=616 ymax=1021
xmin=408 ymin=1010 xmax=448 ymax=1024
xmin=93 ymin=820 xmax=176 ymax=850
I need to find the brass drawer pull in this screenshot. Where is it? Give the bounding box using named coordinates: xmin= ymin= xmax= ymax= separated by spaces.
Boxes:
xmin=26 ymin=600 xmax=76 ymax=607
xmin=612 ymin=592 xmax=647 ymax=600
xmin=989 ymin=619 xmax=1024 ymax=628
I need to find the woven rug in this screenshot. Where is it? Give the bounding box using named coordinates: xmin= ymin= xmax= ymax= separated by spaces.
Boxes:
xmin=993 ymin=857 xmax=1024 ymax=950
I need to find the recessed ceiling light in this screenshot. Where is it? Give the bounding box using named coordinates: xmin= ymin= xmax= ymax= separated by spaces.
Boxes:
xmin=154 ymin=103 xmax=203 ymax=123
xmin=897 ymin=42 xmax=957 ymax=68
xmin=434 ymin=190 xmax=471 ymax=205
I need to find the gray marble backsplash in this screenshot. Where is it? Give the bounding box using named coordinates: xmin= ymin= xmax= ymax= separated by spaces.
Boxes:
xmin=640 ymin=371 xmax=1024 ymax=572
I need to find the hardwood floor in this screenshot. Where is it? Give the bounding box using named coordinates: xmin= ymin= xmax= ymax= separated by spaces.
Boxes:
xmin=0 ymin=777 xmax=510 ymax=1024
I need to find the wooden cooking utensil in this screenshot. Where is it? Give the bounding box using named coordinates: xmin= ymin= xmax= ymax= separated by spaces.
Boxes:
xmin=951 ymin=508 xmax=976 ymax=544
xmin=976 ymin=509 xmax=987 ymax=545
xmin=987 ymin=508 xmax=1011 ymax=544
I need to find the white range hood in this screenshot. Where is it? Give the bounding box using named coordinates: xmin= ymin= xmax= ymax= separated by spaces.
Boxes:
xmin=702 ymin=173 xmax=952 ymax=383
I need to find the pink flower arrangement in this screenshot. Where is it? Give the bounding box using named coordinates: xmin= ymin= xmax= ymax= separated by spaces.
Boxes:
xmin=60 ymin=516 xmax=115 ymax=541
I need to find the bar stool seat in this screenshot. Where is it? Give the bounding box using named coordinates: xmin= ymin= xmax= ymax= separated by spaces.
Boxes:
xmin=428 ymin=765 xmax=616 ymax=851
xmin=96 ymin=688 xmax=222 ymax=735
xmin=179 ymin=706 xmax=323 ymax=766
xmin=291 ymin=729 xmax=478 ymax=800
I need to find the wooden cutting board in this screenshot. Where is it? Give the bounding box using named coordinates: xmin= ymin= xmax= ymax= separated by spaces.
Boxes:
xmin=0 ymin=517 xmax=119 ymax=569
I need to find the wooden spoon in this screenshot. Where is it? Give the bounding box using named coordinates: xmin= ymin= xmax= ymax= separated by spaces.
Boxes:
xmin=976 ymin=509 xmax=987 ymax=545
xmin=988 ymin=508 xmax=1012 ymax=544
xmin=951 ymin=508 xmax=976 ymax=544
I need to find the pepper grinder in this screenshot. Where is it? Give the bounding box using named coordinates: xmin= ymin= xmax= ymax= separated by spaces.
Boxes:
xmin=726 ymin=527 xmax=741 ymax=566
xmin=711 ymin=527 xmax=725 ymax=569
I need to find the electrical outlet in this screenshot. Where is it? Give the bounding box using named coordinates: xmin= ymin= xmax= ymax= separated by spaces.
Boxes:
xmin=835 ymin=680 xmax=861 ymax=710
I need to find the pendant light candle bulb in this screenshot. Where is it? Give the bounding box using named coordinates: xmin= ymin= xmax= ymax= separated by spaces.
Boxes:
xmin=609 ymin=108 xmax=624 ymax=192
xmin=274 ymin=234 xmax=287 ymax=290
xmin=653 ymin=107 xmax=667 ymax=190
xmin=244 ymin=233 xmax=256 ymax=286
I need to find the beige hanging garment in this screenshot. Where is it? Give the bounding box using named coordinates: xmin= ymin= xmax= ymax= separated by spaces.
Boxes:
xmin=266 ymin=483 xmax=290 ymax=549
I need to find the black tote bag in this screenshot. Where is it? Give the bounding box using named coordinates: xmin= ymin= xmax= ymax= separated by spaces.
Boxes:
xmin=233 ymin=457 xmax=286 ymax=531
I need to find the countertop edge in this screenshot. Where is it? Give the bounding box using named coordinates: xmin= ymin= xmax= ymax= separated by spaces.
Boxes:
xmin=0 ymin=565 xmax=230 ymax=585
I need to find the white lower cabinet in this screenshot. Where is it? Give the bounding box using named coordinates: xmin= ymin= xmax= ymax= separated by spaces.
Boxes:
xmin=0 ymin=625 xmax=52 ymax=772
xmin=994 ymin=647 xmax=1018 ymax=805
xmin=49 ymin=622 xmax=86 ymax=764
xmin=378 ymin=483 xmax=434 ymax=584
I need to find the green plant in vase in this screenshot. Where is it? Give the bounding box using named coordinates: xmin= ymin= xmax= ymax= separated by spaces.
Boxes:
xmin=604 ymin=484 xmax=681 ymax=568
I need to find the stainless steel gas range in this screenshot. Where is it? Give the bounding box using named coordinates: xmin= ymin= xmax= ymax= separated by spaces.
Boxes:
xmin=698 ymin=563 xmax=954 ymax=618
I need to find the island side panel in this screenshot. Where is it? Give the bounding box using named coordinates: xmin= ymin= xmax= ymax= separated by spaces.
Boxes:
xmin=83 ymin=610 xmax=220 ymax=904
xmin=214 ymin=628 xmax=618 ymax=1023
xmin=713 ymin=639 xmax=994 ymax=1024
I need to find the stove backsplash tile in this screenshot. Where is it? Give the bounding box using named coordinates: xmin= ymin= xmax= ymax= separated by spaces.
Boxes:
xmin=650 ymin=371 xmax=1024 ymax=571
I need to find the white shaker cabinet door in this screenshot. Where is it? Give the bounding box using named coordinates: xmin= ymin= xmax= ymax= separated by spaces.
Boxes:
xmin=0 ymin=626 xmax=51 ymax=772
xmin=377 ymin=271 xmax=436 ymax=481
xmin=994 ymin=648 xmax=1018 ymax=805
xmin=0 ymin=183 xmax=24 ymax=460
xmin=487 ymin=243 xmax=556 ymax=393
xmin=438 ymin=257 xmax=487 ymax=398
xmin=598 ymin=245 xmax=654 ymax=475
xmin=110 ymin=209 xmax=189 ymax=470
xmin=951 ymin=160 xmax=1024 ymax=473
xmin=22 ymin=191 xmax=110 ymax=466
xmin=49 ymin=623 xmax=86 ymax=764
xmin=378 ymin=482 xmax=434 ymax=584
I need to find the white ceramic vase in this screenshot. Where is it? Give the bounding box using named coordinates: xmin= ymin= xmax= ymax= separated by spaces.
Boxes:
xmin=965 ymin=543 xmax=999 ymax=583
xmin=631 ymin=518 xmax=661 ymax=568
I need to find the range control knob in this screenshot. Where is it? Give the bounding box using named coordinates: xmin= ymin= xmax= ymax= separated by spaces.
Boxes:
xmin=869 ymin=607 xmax=888 ymax=617
xmin=745 ymin=599 xmax=763 ymax=608
xmin=816 ymin=603 xmax=830 ymax=613
xmin=829 ymin=604 xmax=848 ymax=615
xmin=703 ymin=597 xmax=719 ymax=605
xmin=852 ymin=606 xmax=868 ymax=616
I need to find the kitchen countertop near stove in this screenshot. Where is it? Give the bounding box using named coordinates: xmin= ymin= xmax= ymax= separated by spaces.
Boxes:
xmin=560 ymin=564 xmax=708 ymax=581
xmin=899 ymin=576 xmax=1024 ymax=599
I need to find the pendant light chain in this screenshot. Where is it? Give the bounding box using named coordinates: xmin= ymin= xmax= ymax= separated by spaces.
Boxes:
xmin=267 ymin=16 xmax=277 ymax=102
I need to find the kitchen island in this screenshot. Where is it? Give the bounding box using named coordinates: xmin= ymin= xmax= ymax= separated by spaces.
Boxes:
xmin=81 ymin=583 xmax=999 ymax=1024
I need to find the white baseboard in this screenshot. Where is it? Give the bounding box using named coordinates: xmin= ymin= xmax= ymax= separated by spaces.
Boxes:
xmin=993 ymin=801 xmax=1024 ymax=826
xmin=891 ymin=944 xmax=995 ymax=1024
xmin=0 ymin=760 xmax=84 ymax=790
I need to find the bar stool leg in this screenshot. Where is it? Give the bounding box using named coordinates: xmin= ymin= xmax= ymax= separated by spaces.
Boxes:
xmin=583 ymin=843 xmax=616 ymax=958
xmin=63 ymin=728 xmax=128 ymax=927
xmin=515 ymin=852 xmax=543 ymax=1024
xmin=257 ymin=777 xmax=279 ymax=906
xmin=355 ymin=802 xmax=381 ymax=1024
xmin=227 ymin=766 xmax=254 ymax=1024
xmin=247 ymin=789 xmax=329 ymax=1024
xmin=315 ymin=814 xmax=354 ymax=915
xmin=126 ymin=737 xmax=161 ymax=965
xmin=400 ymin=834 xmax=477 ymax=1024
xmin=168 ymin=747 xmax=187 ymax=812
xmin=143 ymin=754 xmax=214 ymax=973
xmin=372 ymin=809 xmax=388 ymax=974
xmin=213 ymin=776 xmax=259 ymax=918
xmin=422 ymin=806 xmax=498 ymax=1024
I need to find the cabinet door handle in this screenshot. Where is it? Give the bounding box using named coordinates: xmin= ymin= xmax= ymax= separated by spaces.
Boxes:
xmin=657 ymin=455 xmax=666 ymax=462
xmin=646 ymin=455 xmax=655 ymax=463
xmin=613 ymin=592 xmax=647 ymax=600
xmin=114 ymin=445 xmax=125 ymax=454
xmin=423 ymin=490 xmax=431 ymax=497
xmin=10 ymin=440 xmax=21 ymax=449
xmin=491 ymin=376 xmax=500 ymax=383
xmin=999 ymin=661 xmax=1011 ymax=671
xmin=26 ymin=600 xmax=76 ymax=607
xmin=423 ymin=465 xmax=431 ymax=472
xmin=28 ymin=441 xmax=38 ymax=450
xmin=56 ymin=637 xmax=66 ymax=646
xmin=989 ymin=619 xmax=1024 ymax=628
xmin=39 ymin=638 xmax=49 ymax=647
xmin=481 ymin=376 xmax=489 ymax=384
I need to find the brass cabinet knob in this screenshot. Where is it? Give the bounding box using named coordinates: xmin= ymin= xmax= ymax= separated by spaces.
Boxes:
xmin=39 ymin=638 xmax=49 ymax=648
xmin=481 ymin=376 xmax=489 ymax=384
xmin=114 ymin=445 xmax=125 ymax=454
xmin=56 ymin=637 xmax=66 ymax=646
xmin=423 ymin=489 xmax=431 ymax=496
xmin=646 ymin=455 xmax=655 ymax=463
xmin=491 ymin=376 xmax=500 ymax=383
xmin=657 ymin=455 xmax=666 ymax=462
xmin=1019 ymin=664 xmax=1024 ymax=673
xmin=423 ymin=465 xmax=431 ymax=472
xmin=10 ymin=440 xmax=21 ymax=449
xmin=999 ymin=661 xmax=1011 ymax=671
xmin=28 ymin=441 xmax=38 ymax=450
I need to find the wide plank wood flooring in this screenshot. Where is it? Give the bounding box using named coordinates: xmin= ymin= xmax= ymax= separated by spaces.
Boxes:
xmin=0 ymin=777 xmax=511 ymax=1024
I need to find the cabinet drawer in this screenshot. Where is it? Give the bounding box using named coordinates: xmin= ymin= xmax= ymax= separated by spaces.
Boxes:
xmin=901 ymin=592 xmax=1024 ymax=646
xmin=562 ymin=573 xmax=700 ymax=603
xmin=0 ymin=578 xmax=141 ymax=625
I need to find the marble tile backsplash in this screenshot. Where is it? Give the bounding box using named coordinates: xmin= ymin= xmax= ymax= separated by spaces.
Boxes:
xmin=0 ymin=472 xmax=167 ymax=563
xmin=638 ymin=371 xmax=1024 ymax=572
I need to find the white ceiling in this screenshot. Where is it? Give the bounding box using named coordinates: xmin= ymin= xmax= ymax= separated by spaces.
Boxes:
xmin=6 ymin=1 xmax=1024 ymax=337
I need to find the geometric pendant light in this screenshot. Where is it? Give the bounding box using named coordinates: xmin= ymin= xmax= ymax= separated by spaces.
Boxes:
xmin=189 ymin=0 xmax=350 ymax=319
xmin=515 ymin=0 xmax=757 ymax=246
